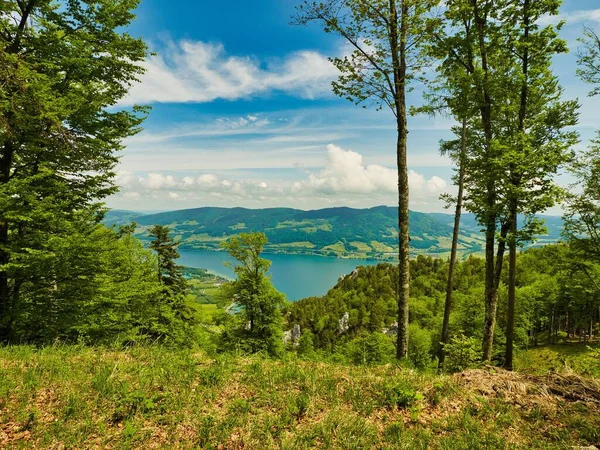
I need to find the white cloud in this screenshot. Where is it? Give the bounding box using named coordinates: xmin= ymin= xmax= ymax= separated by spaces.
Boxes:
xmin=538 ymin=8 xmax=600 ymax=26
xmin=121 ymin=41 xmax=338 ymax=105
xmin=197 ymin=174 xmax=220 ymax=188
xmin=293 ymin=144 xmax=446 ymax=197
xmin=298 ymin=144 xmax=396 ymax=194
xmin=112 ymin=144 xmax=448 ymax=211
xmin=141 ymin=173 xmax=177 ymax=189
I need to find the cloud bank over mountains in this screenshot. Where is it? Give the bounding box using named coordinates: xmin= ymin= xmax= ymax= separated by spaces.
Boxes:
xmin=112 ymin=144 xmax=448 ymax=211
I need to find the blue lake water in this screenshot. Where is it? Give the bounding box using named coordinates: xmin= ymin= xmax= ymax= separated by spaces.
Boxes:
xmin=177 ymin=250 xmax=385 ymax=301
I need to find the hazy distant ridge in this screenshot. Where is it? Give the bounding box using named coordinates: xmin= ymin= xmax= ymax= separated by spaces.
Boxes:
xmin=104 ymin=206 xmax=563 ymax=259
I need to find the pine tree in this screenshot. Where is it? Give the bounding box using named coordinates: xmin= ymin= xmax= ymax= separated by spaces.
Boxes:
xmin=148 ymin=225 xmax=187 ymax=294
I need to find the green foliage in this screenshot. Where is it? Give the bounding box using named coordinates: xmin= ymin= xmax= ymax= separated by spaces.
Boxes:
xmin=105 ymin=206 xmax=492 ymax=259
xmin=443 ymin=334 xmax=481 ymax=373
xmin=219 ymin=232 xmax=285 ymax=356
xmin=577 ymin=26 xmax=600 ymax=97
xmin=345 ymin=332 xmax=395 ymax=366
xmin=408 ymin=324 xmax=433 ymax=369
xmin=0 ymin=0 xmax=148 ymax=342
xmin=148 ymin=225 xmax=187 ymax=294
xmin=379 ymin=380 xmax=424 ymax=410
xmin=297 ymin=330 xmax=316 ymax=357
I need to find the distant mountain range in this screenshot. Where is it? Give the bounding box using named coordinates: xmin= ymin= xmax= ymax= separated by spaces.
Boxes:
xmin=104 ymin=206 xmax=565 ymax=260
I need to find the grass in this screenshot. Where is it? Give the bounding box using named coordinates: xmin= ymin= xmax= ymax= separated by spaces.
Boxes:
xmin=515 ymin=342 xmax=600 ymax=377
xmin=1 ymin=345 xmax=599 ymax=449
xmin=322 ymin=242 xmax=347 ymax=253
xmin=349 ymin=242 xmax=372 ymax=252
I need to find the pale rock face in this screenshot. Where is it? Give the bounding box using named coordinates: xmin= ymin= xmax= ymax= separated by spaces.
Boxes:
xmin=339 ymin=312 xmax=350 ymax=334
xmin=384 ymin=322 xmax=399 ymax=336
xmin=291 ymin=324 xmax=301 ymax=342
xmin=284 ymin=324 xmax=302 ymax=346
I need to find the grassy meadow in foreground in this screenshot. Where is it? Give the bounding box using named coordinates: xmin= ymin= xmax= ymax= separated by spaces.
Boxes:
xmin=1 ymin=345 xmax=599 ymax=449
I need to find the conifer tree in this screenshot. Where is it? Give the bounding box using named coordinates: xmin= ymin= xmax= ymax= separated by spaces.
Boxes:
xmin=149 ymin=225 xmax=187 ymax=294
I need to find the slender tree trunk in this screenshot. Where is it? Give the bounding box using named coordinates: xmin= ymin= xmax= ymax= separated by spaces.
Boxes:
xmin=470 ymin=0 xmax=500 ymax=363
xmin=439 ymin=119 xmax=467 ymax=371
xmin=482 ymin=221 xmax=508 ymax=361
xmin=390 ymin=0 xmax=410 ymax=359
xmin=505 ymin=0 xmax=530 ymax=371
xmin=505 ymin=207 xmax=517 ymax=370
xmin=0 ymin=143 xmax=14 ymax=342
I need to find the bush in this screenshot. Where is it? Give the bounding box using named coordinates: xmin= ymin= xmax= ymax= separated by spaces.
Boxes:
xmin=297 ymin=330 xmax=316 ymax=357
xmin=346 ymin=332 xmax=395 ymax=366
xmin=379 ymin=380 xmax=424 ymax=409
xmin=443 ymin=333 xmax=480 ymax=373
xmin=408 ymin=324 xmax=433 ymax=369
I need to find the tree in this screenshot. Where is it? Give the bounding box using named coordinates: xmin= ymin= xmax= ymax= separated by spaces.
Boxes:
xmin=432 ymin=0 xmax=577 ymax=365
xmin=438 ymin=119 xmax=468 ymax=370
xmin=565 ymin=23 xmax=600 ymax=262
xmin=563 ymin=22 xmax=600 ymax=332
xmin=221 ymin=232 xmax=285 ymax=356
xmin=499 ymin=0 xmax=578 ymax=370
xmin=149 ymin=225 xmax=187 ymax=294
xmin=147 ymin=225 xmax=199 ymax=344
xmin=577 ymin=26 xmax=600 ymax=97
xmin=417 ymin=59 xmax=477 ymax=369
xmin=431 ymin=0 xmax=510 ymax=362
xmin=0 ymin=0 xmax=148 ymax=341
xmin=294 ymin=0 xmax=438 ymax=359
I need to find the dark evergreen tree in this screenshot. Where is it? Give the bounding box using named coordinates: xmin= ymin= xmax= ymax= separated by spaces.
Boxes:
xmin=149 ymin=225 xmax=187 ymax=294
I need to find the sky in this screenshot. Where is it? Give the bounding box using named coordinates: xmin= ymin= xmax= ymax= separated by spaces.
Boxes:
xmin=107 ymin=0 xmax=600 ymax=213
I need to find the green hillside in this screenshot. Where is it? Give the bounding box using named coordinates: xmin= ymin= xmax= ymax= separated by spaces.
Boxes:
xmin=104 ymin=206 xmax=484 ymax=259
xmin=104 ymin=207 xmax=563 ymax=260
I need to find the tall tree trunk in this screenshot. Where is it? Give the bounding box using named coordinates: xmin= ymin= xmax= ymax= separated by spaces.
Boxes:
xmin=0 ymin=143 xmax=14 ymax=342
xmin=505 ymin=0 xmax=530 ymax=371
xmin=471 ymin=0 xmax=499 ymax=363
xmin=1 ymin=4 xmax=33 ymax=342
xmin=505 ymin=207 xmax=517 ymax=370
xmin=482 ymin=221 xmax=509 ymax=361
xmin=390 ymin=0 xmax=410 ymax=359
xmin=439 ymin=118 xmax=467 ymax=371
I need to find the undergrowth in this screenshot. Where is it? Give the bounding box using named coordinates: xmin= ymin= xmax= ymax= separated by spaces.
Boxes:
xmin=0 ymin=344 xmax=598 ymax=449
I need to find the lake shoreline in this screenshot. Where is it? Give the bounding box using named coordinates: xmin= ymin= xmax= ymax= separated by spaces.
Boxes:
xmin=176 ymin=249 xmax=384 ymax=301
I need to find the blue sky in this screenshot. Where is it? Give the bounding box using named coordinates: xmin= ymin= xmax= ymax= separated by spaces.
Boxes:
xmin=108 ymin=0 xmax=600 ymax=213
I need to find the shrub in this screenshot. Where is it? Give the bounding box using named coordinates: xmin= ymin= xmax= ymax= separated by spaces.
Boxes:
xmin=443 ymin=334 xmax=480 ymax=373
xmin=408 ymin=324 xmax=432 ymax=369
xmin=346 ymin=332 xmax=395 ymax=366
xmin=297 ymin=330 xmax=316 ymax=357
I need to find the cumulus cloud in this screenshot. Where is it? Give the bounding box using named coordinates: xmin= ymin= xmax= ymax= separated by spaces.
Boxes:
xmin=112 ymin=144 xmax=448 ymax=210
xmin=121 ymin=41 xmax=338 ymax=105
xmin=293 ymin=144 xmax=446 ymax=196
xmin=141 ymin=173 xmax=177 ymax=190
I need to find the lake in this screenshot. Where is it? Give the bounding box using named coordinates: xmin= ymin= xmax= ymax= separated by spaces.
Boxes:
xmin=177 ymin=250 xmax=385 ymax=301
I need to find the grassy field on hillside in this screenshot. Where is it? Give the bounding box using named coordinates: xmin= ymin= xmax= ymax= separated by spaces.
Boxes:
xmin=1 ymin=345 xmax=599 ymax=449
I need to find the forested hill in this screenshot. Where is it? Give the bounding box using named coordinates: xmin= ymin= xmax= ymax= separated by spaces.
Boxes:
xmin=104 ymin=206 xmax=563 ymax=259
